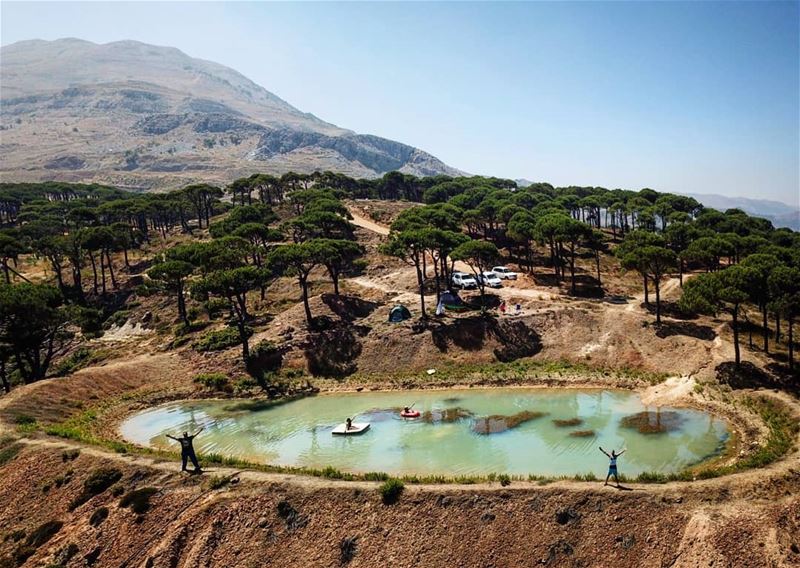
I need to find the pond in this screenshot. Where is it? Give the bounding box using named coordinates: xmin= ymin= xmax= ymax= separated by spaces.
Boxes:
xmin=120 ymin=388 xmax=730 ymax=478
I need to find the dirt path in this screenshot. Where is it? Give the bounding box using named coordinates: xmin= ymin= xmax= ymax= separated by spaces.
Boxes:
xmin=348 ymin=208 xmax=390 ymax=236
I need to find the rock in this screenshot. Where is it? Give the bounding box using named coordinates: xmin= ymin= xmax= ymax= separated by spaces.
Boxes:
xmin=258 ymin=516 xmax=269 ymax=528
xmin=614 ymin=515 xmax=623 ymax=522
xmin=435 ymin=495 xmax=452 ymax=508
xmin=481 ymin=512 xmax=496 ymax=523
xmin=790 ymin=543 xmax=799 ymax=554
xmin=622 ymin=535 xmax=636 ymax=549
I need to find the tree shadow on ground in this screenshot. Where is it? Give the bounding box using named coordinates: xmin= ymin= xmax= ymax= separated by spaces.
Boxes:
xmin=567 ymin=275 xmax=604 ymax=299
xmin=430 ymin=316 xmax=542 ymax=362
xmin=321 ymin=293 xmax=379 ymax=322
xmin=716 ymin=361 xmax=799 ymax=395
xmin=655 ymin=321 xmax=716 ymax=341
xmin=643 ymin=300 xmax=697 ymax=321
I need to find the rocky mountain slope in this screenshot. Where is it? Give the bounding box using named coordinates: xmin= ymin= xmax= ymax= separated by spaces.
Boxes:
xmin=0 ymin=38 xmax=463 ymax=190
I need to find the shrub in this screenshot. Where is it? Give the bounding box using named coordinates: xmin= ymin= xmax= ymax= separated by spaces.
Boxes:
xmin=193 ymin=373 xmax=232 ymax=393
xmin=340 ymin=536 xmax=358 ymax=564
xmin=61 ymin=449 xmax=80 ymax=462
xmin=14 ymin=415 xmax=37 ymax=433
xmin=0 ymin=442 xmax=22 ymax=466
xmin=246 ymin=340 xmax=283 ymax=377
xmin=206 ymin=475 xmax=231 ymax=490
xmin=70 ymin=467 xmax=122 ymax=510
xmin=498 ymin=474 xmax=511 ymax=487
xmin=119 ymin=487 xmax=158 ymax=514
xmin=363 ymin=472 xmax=389 ymax=482
xmin=69 ymin=306 xmax=104 ymax=338
xmin=379 ymin=478 xmax=404 ymax=505
xmin=204 ymin=298 xmax=230 ymax=319
xmin=276 ymin=500 xmax=307 ymax=531
xmin=89 ymin=507 xmax=109 ymax=527
xmin=192 ymin=326 xmax=251 ymax=352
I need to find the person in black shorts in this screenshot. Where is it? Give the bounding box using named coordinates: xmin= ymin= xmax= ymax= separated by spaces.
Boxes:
xmin=167 ymin=427 xmax=204 ymax=473
xmin=599 ymin=446 xmax=625 ymax=487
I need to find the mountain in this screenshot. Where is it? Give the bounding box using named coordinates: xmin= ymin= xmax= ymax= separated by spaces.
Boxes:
xmin=681 ymin=192 xmax=800 ymax=231
xmin=0 ymin=38 xmax=463 ymax=190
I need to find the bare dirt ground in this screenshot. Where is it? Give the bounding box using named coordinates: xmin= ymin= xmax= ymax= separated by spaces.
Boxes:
xmin=0 ymin=201 xmax=798 ymax=567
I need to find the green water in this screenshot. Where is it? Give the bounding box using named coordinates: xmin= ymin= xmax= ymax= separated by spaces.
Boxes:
xmin=120 ymin=388 xmax=729 ymax=477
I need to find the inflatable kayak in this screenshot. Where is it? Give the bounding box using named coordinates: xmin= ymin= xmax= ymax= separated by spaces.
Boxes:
xmin=332 ymin=423 xmax=370 ymax=436
xmin=400 ymin=410 xmax=421 ymax=418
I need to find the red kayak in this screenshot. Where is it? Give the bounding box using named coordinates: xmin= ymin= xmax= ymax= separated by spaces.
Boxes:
xmin=400 ymin=410 xmax=421 ymax=418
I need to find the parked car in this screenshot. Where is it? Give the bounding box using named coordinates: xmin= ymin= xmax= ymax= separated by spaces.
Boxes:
xmin=478 ymin=271 xmax=503 ymax=288
xmin=451 ymin=272 xmax=478 ymax=289
xmin=492 ymin=266 xmax=518 ymax=280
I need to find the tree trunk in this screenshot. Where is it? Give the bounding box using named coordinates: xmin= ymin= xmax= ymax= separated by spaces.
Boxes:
xmin=762 ymin=307 xmax=769 ymax=354
xmin=654 ymin=276 xmax=661 ymax=324
xmin=643 ymin=274 xmax=650 ymax=305
xmin=775 ymin=313 xmax=781 ymax=344
xmin=0 ymin=359 xmax=9 ymax=394
xmin=414 ymin=259 xmax=427 ymax=319
xmin=732 ymin=305 xmax=741 ymax=368
xmin=788 ymin=315 xmax=794 ymax=371
xmin=177 ymin=280 xmax=188 ymax=326
xmin=300 ymin=276 xmax=313 ymax=326
xmin=2 ymin=260 xmax=9 ymax=284
xmin=106 ymin=250 xmax=117 ymax=289
xmin=88 ymin=252 xmax=99 ymax=295
xmin=99 ymin=251 xmax=107 ymax=295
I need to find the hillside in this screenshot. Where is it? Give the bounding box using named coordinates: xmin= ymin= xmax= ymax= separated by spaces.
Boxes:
xmin=0 ymin=39 xmax=463 ymax=190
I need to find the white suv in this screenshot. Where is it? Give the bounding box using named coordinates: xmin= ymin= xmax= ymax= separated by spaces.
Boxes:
xmin=478 ymin=271 xmax=503 ymax=288
xmin=451 ymin=272 xmax=477 ymax=289
xmin=492 ymin=266 xmax=518 ymax=280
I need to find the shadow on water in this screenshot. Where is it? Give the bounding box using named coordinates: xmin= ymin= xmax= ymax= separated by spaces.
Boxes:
xmin=620 ymin=410 xmax=684 ymax=434
xmin=472 ymin=410 xmax=547 ymax=435
xmin=421 ymin=407 xmax=473 ymax=424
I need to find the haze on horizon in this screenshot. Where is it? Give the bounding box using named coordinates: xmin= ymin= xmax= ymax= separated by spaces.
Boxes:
xmin=2 ymin=1 xmax=798 ymax=206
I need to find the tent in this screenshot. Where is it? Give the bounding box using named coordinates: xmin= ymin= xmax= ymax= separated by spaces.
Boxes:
xmin=388 ymin=304 xmax=412 ymax=322
xmin=438 ymin=290 xmax=469 ymax=311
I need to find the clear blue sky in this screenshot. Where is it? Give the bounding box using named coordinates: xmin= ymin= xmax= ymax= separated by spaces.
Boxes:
xmin=2 ymin=1 xmax=799 ymax=205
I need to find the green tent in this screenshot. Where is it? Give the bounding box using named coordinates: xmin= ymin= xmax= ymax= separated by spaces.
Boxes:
xmin=388 ymin=304 xmax=412 ymax=322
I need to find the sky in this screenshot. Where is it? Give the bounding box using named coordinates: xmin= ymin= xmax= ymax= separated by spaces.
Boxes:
xmin=2 ymin=1 xmax=799 ymax=205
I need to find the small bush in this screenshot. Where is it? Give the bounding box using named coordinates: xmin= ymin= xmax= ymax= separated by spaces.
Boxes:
xmin=192 ymin=326 xmax=251 ymax=352
xmin=89 ymin=507 xmax=109 ymax=527
xmin=193 ymin=373 xmax=231 ymax=393
xmin=340 ymin=536 xmax=358 ymax=564
xmin=206 ymin=476 xmax=231 ymax=490
xmin=379 ymin=478 xmax=404 ymax=505
xmin=70 ymin=307 xmax=104 ymax=338
xmin=119 ymin=487 xmax=158 ymax=514
xmin=62 ymin=449 xmax=80 ymax=462
xmin=246 ymin=340 xmax=283 ymax=377
xmin=498 ymin=474 xmax=511 ymax=487
xmin=13 ymin=415 xmax=38 ymax=433
xmin=363 ymin=472 xmax=389 ymax=482
xmin=0 ymin=443 xmax=22 ymax=466
xmin=173 ymin=321 xmax=208 ymax=337
xmin=70 ymin=467 xmax=122 ymax=510
xmin=276 ymin=500 xmax=307 ymax=531
xmin=204 ymin=298 xmax=230 ymax=319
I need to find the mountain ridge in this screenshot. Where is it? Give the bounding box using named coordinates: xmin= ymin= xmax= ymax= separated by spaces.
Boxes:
xmin=0 ymin=38 xmax=463 ymax=189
